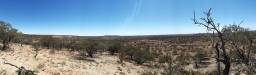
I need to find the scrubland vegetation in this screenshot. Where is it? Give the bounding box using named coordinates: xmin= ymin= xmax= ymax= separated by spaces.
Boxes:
xmin=0 ymin=9 xmax=256 ymax=75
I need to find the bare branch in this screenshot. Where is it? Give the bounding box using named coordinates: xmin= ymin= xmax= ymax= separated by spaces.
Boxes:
xmin=4 ymin=62 xmax=21 ymax=70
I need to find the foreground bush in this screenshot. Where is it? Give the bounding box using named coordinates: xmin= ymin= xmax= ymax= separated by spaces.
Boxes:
xmin=0 ymin=21 xmax=19 ymax=50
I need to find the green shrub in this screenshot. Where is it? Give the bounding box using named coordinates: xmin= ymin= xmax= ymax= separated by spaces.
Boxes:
xmin=79 ymin=40 xmax=99 ymax=58
xmin=123 ymin=46 xmax=137 ymax=60
xmin=107 ymin=41 xmax=121 ymax=55
xmin=122 ymin=46 xmax=155 ymax=65
xmin=133 ymin=49 xmax=154 ymax=64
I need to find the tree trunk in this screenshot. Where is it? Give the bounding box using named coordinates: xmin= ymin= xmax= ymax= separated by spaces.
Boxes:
xmin=217 ymin=61 xmax=221 ymax=75
xmin=195 ymin=61 xmax=199 ymax=68
xmin=2 ymin=40 xmax=8 ymax=50
xmin=219 ymin=33 xmax=230 ymax=75
xmin=88 ymin=52 xmax=93 ymax=57
xmin=2 ymin=45 xmax=7 ymax=50
xmin=34 ymin=50 xmax=39 ymax=59
xmin=215 ymin=42 xmax=221 ymax=75
xmin=223 ymin=62 xmax=231 ymax=75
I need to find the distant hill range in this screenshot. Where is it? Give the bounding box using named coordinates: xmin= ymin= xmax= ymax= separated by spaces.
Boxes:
xmin=24 ymin=33 xmax=209 ymax=40
xmin=25 ymin=30 xmax=256 ymax=40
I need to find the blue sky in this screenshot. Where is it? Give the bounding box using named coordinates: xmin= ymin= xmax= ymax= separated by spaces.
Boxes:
xmin=0 ymin=0 xmax=255 ymax=36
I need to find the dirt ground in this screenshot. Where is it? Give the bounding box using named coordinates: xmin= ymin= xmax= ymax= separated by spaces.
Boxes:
xmin=0 ymin=44 xmax=152 ymax=75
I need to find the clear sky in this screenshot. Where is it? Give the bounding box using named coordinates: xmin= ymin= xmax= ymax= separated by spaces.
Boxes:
xmin=0 ymin=0 xmax=255 ymax=36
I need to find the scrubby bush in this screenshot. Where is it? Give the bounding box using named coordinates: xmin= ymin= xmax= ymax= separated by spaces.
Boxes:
xmin=12 ymin=32 xmax=25 ymax=46
xmin=161 ymin=62 xmax=205 ymax=75
xmin=158 ymin=54 xmax=172 ymax=63
xmin=122 ymin=46 xmax=139 ymax=60
xmin=194 ymin=50 xmax=208 ymax=68
xmin=176 ymin=52 xmax=191 ymax=65
xmin=121 ymin=46 xmax=155 ymax=65
xmin=107 ymin=41 xmax=121 ymax=55
xmin=78 ymin=40 xmax=99 ymax=58
xmin=86 ymin=42 xmax=98 ymax=57
xmin=0 ymin=21 xmax=19 ymax=50
xmin=133 ymin=48 xmax=155 ymax=64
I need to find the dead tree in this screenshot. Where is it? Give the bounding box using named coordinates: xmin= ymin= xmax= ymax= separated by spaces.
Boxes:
xmin=222 ymin=25 xmax=252 ymax=64
xmin=193 ymin=8 xmax=230 ymax=75
xmin=193 ymin=8 xmax=255 ymax=75
xmin=222 ymin=25 xmax=256 ymax=74
xmin=4 ymin=62 xmax=37 ymax=75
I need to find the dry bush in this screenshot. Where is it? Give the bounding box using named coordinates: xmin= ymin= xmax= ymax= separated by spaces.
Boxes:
xmin=107 ymin=41 xmax=121 ymax=55
xmin=77 ymin=40 xmax=99 ymax=58
xmin=0 ymin=21 xmax=19 ymax=50
xmin=120 ymin=46 xmax=156 ymax=65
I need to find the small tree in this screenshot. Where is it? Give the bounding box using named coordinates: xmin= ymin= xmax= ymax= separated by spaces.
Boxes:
xmin=0 ymin=21 xmax=18 ymax=50
xmin=80 ymin=40 xmax=99 ymax=58
xmin=193 ymin=8 xmax=230 ymax=75
xmin=86 ymin=42 xmax=98 ymax=57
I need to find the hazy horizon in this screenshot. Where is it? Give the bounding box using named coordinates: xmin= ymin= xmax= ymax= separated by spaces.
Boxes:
xmin=27 ymin=32 xmax=209 ymax=36
xmin=0 ymin=0 xmax=255 ymax=36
